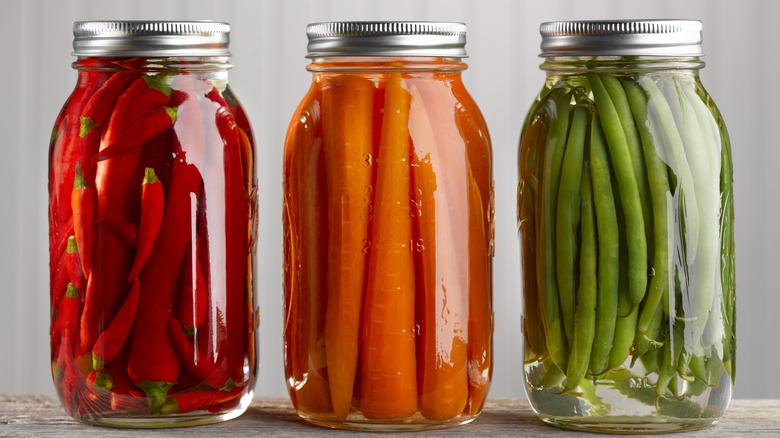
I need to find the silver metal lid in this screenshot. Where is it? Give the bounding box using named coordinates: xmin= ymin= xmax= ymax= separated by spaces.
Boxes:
xmin=306 ymin=21 xmax=467 ymax=58
xmin=73 ymin=21 xmax=230 ymax=57
xmin=540 ymin=20 xmax=703 ymax=57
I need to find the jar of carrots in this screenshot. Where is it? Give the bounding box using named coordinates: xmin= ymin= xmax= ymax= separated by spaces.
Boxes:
xmin=48 ymin=21 xmax=258 ymax=427
xmin=517 ymin=20 xmax=734 ymax=432
xmin=283 ymin=22 xmax=494 ymax=430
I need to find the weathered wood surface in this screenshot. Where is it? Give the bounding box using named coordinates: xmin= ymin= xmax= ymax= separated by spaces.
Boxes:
xmin=0 ymin=396 xmax=777 ymax=437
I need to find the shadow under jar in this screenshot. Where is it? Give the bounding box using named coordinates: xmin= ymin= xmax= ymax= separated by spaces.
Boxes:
xmin=48 ymin=21 xmax=258 ymax=427
xmin=283 ymin=21 xmax=495 ymax=431
xmin=517 ymin=20 xmax=735 ymax=433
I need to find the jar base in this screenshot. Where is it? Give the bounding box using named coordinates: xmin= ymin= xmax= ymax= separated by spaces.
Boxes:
xmin=298 ymin=412 xmax=476 ymax=432
xmin=538 ymin=414 xmax=720 ymax=434
xmin=71 ymin=390 xmax=253 ymax=429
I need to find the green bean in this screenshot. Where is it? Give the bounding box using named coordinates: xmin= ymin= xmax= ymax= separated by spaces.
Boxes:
xmin=607 ymin=157 xmax=637 ymax=370
xmin=588 ymin=73 xmax=648 ymax=310
xmin=564 ymin=159 xmax=597 ymax=392
xmin=679 ymin=79 xmax=726 ymax=353
xmin=540 ymin=357 xmax=566 ymax=390
xmin=714 ymin=104 xmax=735 ymax=379
xmin=602 ymin=75 xmax=654 ymax=289
xmin=609 ymin=305 xmax=639 ymax=371
xmin=632 ymin=304 xmax=663 ymax=367
xmin=656 ymin=321 xmax=684 ymax=396
xmin=640 ymin=348 xmax=659 ymax=375
xmin=638 ymin=76 xmax=699 ymax=265
xmin=556 ymin=105 xmax=588 ymax=345
xmin=670 ymin=79 xmax=718 ymax=353
xmin=588 ymin=116 xmax=619 ymax=375
xmin=622 ymin=79 xmax=672 ymax=335
xmin=538 ymin=90 xmax=573 ymax=371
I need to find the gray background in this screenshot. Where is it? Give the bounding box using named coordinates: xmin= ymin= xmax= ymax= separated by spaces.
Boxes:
xmin=0 ymin=0 xmax=776 ymax=400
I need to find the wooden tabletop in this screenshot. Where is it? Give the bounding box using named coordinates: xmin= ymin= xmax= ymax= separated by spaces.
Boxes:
xmin=0 ymin=396 xmax=777 ymax=436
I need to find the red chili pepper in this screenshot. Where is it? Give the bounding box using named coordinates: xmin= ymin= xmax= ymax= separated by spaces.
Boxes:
xmin=81 ymin=74 xmax=172 ymax=356
xmin=105 ymin=345 xmax=147 ymax=411
xmin=176 ymin=240 xmax=207 ymax=329
xmin=96 ymin=219 xmax=138 ymax=250
xmin=127 ymin=73 xmax=204 ymax=414
xmin=51 ymin=245 xmax=71 ymax=316
xmin=57 ymin=284 xmax=83 ymax=413
xmin=50 ymin=217 xmax=73 ymax=303
xmin=79 ymin=72 xmax=138 ymax=138
xmin=207 ymin=91 xmax=248 ymax=385
xmin=160 ymin=386 xmax=243 ymax=414
xmin=65 ymin=236 xmax=86 ymax=293
xmin=70 ymin=163 xmax=95 ymax=279
xmin=127 ymin=168 xmax=164 ymax=281
xmin=92 ymin=277 xmax=141 ymax=370
xmin=61 ymin=283 xmax=82 ymax=354
xmin=168 ymin=318 xmax=231 ymax=391
xmin=49 ymin=69 xmax=106 ymax=231
xmin=92 ymin=106 xmax=178 ymax=163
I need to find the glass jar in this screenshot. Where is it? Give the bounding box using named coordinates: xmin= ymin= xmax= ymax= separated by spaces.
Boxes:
xmin=283 ymin=22 xmax=494 ymax=431
xmin=517 ymin=20 xmax=735 ymax=433
xmin=48 ymin=21 xmax=258 ymax=427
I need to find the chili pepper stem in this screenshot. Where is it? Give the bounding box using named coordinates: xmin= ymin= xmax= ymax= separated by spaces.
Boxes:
xmin=135 ymin=380 xmax=176 ymax=415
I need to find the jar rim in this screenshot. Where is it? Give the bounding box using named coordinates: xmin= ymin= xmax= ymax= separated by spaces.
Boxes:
xmin=72 ymin=21 xmax=231 ymax=57
xmin=540 ymin=20 xmax=703 ymax=57
xmin=305 ymin=21 xmax=468 ymax=58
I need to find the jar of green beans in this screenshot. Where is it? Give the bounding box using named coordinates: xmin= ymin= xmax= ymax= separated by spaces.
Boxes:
xmin=517 ymin=20 xmax=734 ymax=433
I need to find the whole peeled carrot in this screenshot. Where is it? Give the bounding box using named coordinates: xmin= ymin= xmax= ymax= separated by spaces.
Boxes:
xmin=127 ymin=167 xmax=164 ymax=281
xmin=321 ymin=74 xmax=375 ymax=420
xmin=408 ymin=84 xmax=469 ymax=421
xmin=360 ymin=73 xmax=418 ymax=420
xmin=465 ymin=165 xmax=492 ymax=416
xmin=283 ymin=87 xmax=332 ymax=415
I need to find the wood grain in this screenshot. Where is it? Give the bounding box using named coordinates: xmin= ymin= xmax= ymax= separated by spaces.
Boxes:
xmin=0 ymin=396 xmax=777 ymax=437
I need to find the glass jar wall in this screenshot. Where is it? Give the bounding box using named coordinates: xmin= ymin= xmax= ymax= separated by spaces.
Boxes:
xmin=283 ymin=22 xmax=494 ymax=431
xmin=48 ymin=21 xmax=258 ymax=427
xmin=517 ymin=20 xmax=735 ymax=433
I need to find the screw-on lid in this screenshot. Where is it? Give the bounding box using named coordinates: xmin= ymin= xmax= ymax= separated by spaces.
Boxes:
xmin=72 ymin=21 xmax=231 ymax=57
xmin=540 ymin=20 xmax=703 ymax=57
xmin=306 ymin=21 xmax=467 ymax=58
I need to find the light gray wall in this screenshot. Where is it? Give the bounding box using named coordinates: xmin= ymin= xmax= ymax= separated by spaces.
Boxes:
xmin=1 ymin=0 xmax=776 ymax=400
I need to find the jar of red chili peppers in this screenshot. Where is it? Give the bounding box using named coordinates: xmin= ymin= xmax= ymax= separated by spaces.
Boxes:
xmin=283 ymin=22 xmax=494 ymax=430
xmin=48 ymin=21 xmax=258 ymax=427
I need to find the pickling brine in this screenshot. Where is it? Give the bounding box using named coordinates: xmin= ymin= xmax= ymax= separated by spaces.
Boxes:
xmin=518 ymin=20 xmax=735 ymax=433
xmin=283 ymin=22 xmax=494 ymax=431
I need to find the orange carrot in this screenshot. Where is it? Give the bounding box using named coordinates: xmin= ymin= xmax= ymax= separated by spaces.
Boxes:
xmin=321 ymin=74 xmax=375 ymax=420
xmin=283 ymin=88 xmax=331 ymax=414
xmin=360 ymin=73 xmax=418 ymax=420
xmin=465 ymin=164 xmax=492 ymax=416
xmin=407 ymin=84 xmax=469 ymax=421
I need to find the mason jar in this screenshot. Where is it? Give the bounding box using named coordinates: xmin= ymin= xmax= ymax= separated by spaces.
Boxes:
xmin=517 ymin=20 xmax=735 ymax=432
xmin=48 ymin=21 xmax=258 ymax=427
xmin=283 ymin=21 xmax=494 ymax=430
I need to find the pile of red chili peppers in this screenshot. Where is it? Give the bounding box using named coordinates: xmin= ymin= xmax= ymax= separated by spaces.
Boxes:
xmin=48 ymin=57 xmax=258 ymax=418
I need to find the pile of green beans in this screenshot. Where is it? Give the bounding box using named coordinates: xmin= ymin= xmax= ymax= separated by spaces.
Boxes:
xmin=517 ymin=71 xmax=735 ymax=402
